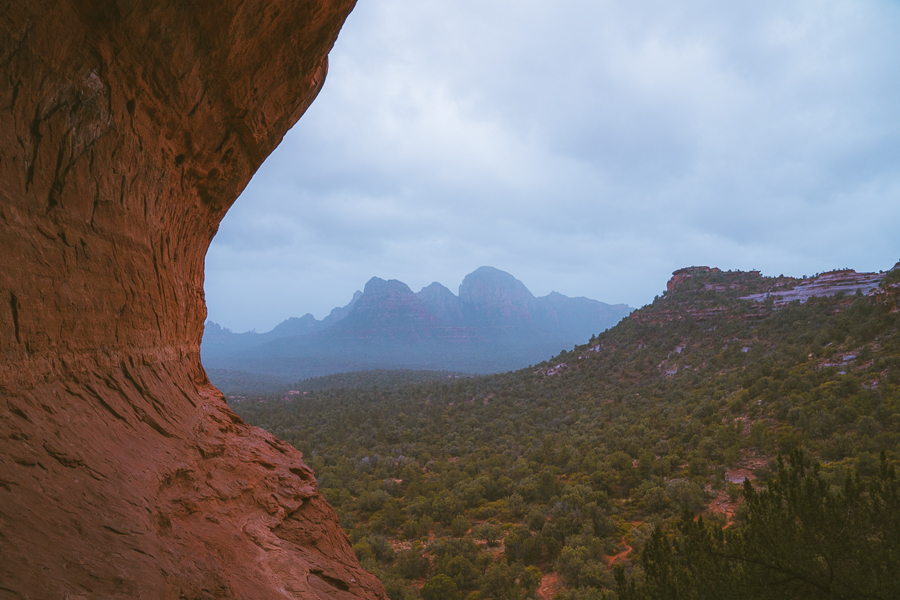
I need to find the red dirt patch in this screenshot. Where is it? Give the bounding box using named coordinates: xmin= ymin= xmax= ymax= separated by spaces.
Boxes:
xmin=708 ymin=490 xmax=737 ymax=524
xmin=604 ymin=540 xmax=633 ymax=568
xmin=538 ymin=572 xmax=562 ymax=600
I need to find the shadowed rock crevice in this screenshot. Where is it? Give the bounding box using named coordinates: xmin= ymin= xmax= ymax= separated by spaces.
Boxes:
xmin=0 ymin=1 xmax=386 ymax=598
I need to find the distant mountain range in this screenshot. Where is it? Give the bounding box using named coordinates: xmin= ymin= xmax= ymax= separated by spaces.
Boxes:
xmin=202 ymin=267 xmax=631 ymax=392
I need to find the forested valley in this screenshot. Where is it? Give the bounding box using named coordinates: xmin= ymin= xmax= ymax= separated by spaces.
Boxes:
xmin=232 ymin=267 xmax=900 ymax=600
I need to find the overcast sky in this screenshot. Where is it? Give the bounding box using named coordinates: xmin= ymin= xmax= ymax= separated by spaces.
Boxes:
xmin=205 ymin=0 xmax=900 ymax=333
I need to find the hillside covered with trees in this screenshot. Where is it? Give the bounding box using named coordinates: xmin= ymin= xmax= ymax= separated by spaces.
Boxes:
xmin=231 ymin=266 xmax=900 ymax=599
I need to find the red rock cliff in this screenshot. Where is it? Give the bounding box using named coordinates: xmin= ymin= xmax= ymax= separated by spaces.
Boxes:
xmin=0 ymin=2 xmax=386 ymax=598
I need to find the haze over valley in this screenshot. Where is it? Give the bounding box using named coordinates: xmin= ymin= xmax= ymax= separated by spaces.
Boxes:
xmin=203 ymin=267 xmax=631 ymax=391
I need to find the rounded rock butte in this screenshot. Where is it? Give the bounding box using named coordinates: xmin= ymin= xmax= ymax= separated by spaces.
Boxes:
xmin=0 ymin=2 xmax=386 ymax=598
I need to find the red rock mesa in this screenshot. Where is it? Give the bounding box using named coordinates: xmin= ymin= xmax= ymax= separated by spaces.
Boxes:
xmin=0 ymin=1 xmax=385 ymax=598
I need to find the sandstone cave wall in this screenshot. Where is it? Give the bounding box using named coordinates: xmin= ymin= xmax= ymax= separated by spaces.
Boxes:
xmin=0 ymin=2 xmax=385 ymax=598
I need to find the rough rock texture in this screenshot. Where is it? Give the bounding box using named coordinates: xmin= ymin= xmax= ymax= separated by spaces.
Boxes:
xmin=739 ymin=269 xmax=885 ymax=305
xmin=635 ymin=266 xmax=896 ymax=327
xmin=0 ymin=2 xmax=386 ymax=598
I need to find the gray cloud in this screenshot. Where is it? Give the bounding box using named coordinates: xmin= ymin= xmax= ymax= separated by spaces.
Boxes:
xmin=205 ymin=0 xmax=900 ymax=332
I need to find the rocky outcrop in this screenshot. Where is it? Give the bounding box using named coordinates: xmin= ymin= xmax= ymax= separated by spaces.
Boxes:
xmin=637 ymin=266 xmax=896 ymax=326
xmin=739 ymin=269 xmax=885 ymax=306
xmin=0 ymin=2 xmax=386 ymax=598
xmin=666 ymin=266 xmax=722 ymax=292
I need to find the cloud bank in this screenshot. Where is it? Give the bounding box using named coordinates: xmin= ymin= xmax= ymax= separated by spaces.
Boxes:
xmin=205 ymin=0 xmax=900 ymax=332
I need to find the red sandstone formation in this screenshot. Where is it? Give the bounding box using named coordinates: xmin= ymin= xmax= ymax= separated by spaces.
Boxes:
xmin=666 ymin=266 xmax=721 ymax=292
xmin=0 ymin=2 xmax=386 ymax=598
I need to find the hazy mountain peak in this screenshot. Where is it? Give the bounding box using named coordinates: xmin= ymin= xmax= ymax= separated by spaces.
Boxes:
xmin=363 ymin=276 xmax=414 ymax=296
xmin=460 ymin=266 xmax=534 ymax=298
xmin=203 ymin=267 xmax=632 ymax=386
xmin=417 ymin=282 xmax=465 ymax=325
xmin=205 ymin=320 xmax=227 ymax=333
xmin=269 ymin=314 xmax=320 ymax=337
xmin=320 ymin=290 xmax=362 ymax=328
xmin=343 ymin=277 xmax=435 ymax=327
xmin=419 ymin=281 xmax=453 ymax=294
xmin=459 ymin=266 xmax=536 ymax=323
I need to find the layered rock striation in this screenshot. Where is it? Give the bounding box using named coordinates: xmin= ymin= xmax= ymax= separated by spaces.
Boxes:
xmin=0 ymin=1 xmax=385 ymax=598
xmin=634 ymin=265 xmax=898 ymax=326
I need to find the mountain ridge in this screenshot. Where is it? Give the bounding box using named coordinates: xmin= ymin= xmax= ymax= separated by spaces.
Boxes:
xmin=202 ymin=267 xmax=632 ymax=389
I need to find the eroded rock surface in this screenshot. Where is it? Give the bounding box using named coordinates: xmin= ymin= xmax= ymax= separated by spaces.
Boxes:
xmin=0 ymin=2 xmax=385 ymax=598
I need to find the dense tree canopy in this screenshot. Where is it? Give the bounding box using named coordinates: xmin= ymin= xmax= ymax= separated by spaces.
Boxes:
xmin=233 ymin=269 xmax=900 ymax=599
xmin=619 ymin=450 xmax=900 ymax=600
